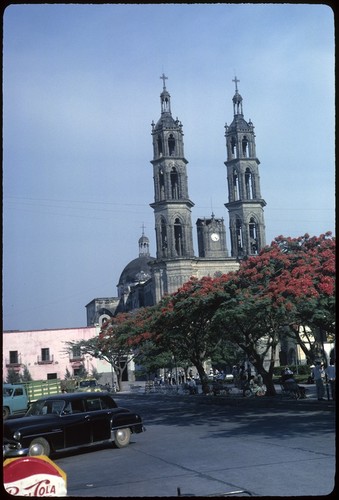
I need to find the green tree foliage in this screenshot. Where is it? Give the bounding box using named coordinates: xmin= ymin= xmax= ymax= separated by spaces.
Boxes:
xmin=148 ymin=277 xmax=232 ymax=393
xmin=6 ymin=368 xmax=21 ymax=384
xmin=76 ymin=365 xmax=88 ymax=379
xmin=123 ymin=306 xmax=182 ymax=381
xmin=66 ymin=307 xmax=159 ymax=390
xmin=212 ymin=280 xmax=286 ymax=395
xmin=21 ymin=365 xmax=33 ymax=382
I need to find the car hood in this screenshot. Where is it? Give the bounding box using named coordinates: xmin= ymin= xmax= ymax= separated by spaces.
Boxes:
xmin=4 ymin=414 xmax=62 ymax=435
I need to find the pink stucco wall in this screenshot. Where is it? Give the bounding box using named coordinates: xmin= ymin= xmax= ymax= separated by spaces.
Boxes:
xmin=2 ymin=326 xmax=112 ymax=382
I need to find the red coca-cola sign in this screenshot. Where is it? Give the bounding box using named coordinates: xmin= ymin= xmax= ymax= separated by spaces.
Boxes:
xmin=3 ymin=456 xmax=67 ymax=496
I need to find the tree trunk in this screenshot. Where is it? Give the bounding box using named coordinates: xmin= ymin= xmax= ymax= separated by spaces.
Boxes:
xmin=262 ymin=372 xmax=276 ymax=396
xmin=194 ymin=362 xmax=210 ymax=394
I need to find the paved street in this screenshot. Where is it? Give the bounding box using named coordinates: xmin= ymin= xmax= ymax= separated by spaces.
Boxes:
xmin=54 ymin=387 xmax=335 ymax=498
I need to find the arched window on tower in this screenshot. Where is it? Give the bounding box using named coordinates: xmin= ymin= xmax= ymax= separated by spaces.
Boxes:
xmin=161 ymin=217 xmax=167 ymax=257
xmin=157 ymin=135 xmax=163 ymax=156
xmin=168 ymin=134 xmax=175 ymax=156
xmin=162 ymin=96 xmax=170 ymax=113
xmin=233 ymin=169 xmax=239 ymax=201
xmin=249 ymin=217 xmax=258 ymax=254
xmin=242 ymin=136 xmax=248 ymax=158
xmin=171 ymin=167 xmax=179 ymax=199
xmin=236 ymin=218 xmax=243 ymax=256
xmin=159 ymin=169 xmax=165 ymax=200
xmin=174 ymin=218 xmax=183 ymax=256
xmin=231 ymin=137 xmax=236 ymax=158
xmin=245 ymin=168 xmax=253 ymax=199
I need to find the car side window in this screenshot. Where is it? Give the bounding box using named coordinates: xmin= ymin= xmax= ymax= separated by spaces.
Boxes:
xmin=62 ymin=402 xmax=72 ymax=414
xmin=71 ymin=399 xmax=84 ymax=413
xmin=101 ymin=395 xmax=118 ymax=409
xmin=51 ymin=401 xmax=64 ymax=415
xmin=85 ymin=398 xmax=102 ymax=411
xmin=41 ymin=404 xmax=48 ymax=415
xmin=40 ymin=402 xmax=54 ymax=415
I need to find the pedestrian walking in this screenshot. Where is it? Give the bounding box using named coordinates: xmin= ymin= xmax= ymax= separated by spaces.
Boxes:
xmin=312 ymin=361 xmax=326 ymax=400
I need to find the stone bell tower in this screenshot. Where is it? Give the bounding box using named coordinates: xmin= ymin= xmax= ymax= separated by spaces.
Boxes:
xmin=149 ymin=74 xmax=197 ymax=302
xmin=224 ymin=77 xmax=266 ymax=258
xmin=150 ymin=74 xmax=195 ymax=260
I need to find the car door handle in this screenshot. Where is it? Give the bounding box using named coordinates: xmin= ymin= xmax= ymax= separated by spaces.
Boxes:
xmin=85 ymin=415 xmax=91 ymax=420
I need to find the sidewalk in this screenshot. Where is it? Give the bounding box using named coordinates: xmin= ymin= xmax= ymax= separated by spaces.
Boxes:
xmin=122 ymin=380 xmax=335 ymax=407
xmin=125 ymin=382 xmax=332 ymax=401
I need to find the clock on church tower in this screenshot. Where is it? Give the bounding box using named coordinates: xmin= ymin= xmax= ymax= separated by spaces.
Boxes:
xmin=196 ymin=215 xmax=228 ymax=258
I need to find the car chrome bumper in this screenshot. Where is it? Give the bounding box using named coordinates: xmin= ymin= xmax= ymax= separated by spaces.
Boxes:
xmin=3 ymin=442 xmax=29 ymax=459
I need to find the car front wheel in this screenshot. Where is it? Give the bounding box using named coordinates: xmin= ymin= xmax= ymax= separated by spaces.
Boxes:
xmin=113 ymin=428 xmax=131 ymax=448
xmin=28 ymin=437 xmax=51 ymax=457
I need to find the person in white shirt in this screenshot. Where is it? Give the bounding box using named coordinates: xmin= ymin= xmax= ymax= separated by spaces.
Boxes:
xmin=312 ymin=361 xmax=326 ymax=400
xmin=325 ymin=361 xmax=335 ymax=400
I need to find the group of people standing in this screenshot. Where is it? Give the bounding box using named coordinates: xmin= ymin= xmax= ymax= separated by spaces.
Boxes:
xmin=154 ymin=360 xmax=335 ymax=401
xmin=233 ymin=360 xmax=336 ymax=401
xmin=312 ymin=360 xmax=335 ymax=401
xmin=281 ymin=361 xmax=335 ymax=401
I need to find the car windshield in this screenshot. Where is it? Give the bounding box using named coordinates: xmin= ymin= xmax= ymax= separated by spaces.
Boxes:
xmin=79 ymin=380 xmax=97 ymax=388
xmin=4 ymin=387 xmax=14 ymax=397
xmin=26 ymin=399 xmax=65 ymax=416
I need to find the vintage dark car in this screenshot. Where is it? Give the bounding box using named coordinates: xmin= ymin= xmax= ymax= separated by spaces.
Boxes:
xmin=3 ymin=392 xmax=145 ymax=458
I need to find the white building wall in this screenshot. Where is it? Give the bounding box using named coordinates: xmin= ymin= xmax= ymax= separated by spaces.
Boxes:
xmin=2 ymin=326 xmax=112 ymax=382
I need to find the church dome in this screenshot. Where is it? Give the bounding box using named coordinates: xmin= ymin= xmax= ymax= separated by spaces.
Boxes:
xmin=139 ymin=234 xmax=149 ymax=246
xmin=155 ymin=113 xmax=177 ymax=130
xmin=229 ymin=116 xmax=250 ymax=131
xmin=118 ymin=255 xmax=155 ymax=288
xmin=118 ymin=230 xmax=155 ymax=292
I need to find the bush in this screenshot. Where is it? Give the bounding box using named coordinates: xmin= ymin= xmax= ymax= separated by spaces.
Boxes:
xmin=274 ymin=364 xmax=311 ymax=377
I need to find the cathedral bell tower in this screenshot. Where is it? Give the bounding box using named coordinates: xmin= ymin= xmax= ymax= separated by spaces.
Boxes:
xmin=150 ymin=74 xmax=195 ymax=260
xmin=224 ymin=77 xmax=266 ymax=258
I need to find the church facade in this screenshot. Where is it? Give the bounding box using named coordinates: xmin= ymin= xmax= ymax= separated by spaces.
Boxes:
xmin=86 ymin=76 xmax=266 ymax=324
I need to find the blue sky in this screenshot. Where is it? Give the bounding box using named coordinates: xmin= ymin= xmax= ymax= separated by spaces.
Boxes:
xmin=3 ymin=3 xmax=335 ymax=331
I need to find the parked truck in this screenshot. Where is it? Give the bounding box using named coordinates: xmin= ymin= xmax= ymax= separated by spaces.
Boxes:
xmin=60 ymin=377 xmax=101 ymax=393
xmin=3 ymin=379 xmax=62 ymax=419
xmin=74 ymin=377 xmax=101 ymax=393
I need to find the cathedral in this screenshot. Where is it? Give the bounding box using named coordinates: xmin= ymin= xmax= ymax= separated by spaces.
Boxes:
xmin=86 ymin=76 xmax=266 ymax=326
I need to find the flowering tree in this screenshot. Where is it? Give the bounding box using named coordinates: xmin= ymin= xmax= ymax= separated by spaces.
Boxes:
xmin=212 ymin=232 xmax=335 ymax=394
xmin=148 ymin=276 xmax=233 ymax=393
xmin=66 ymin=311 xmax=145 ymax=391
xmin=264 ymin=232 xmax=335 ymax=363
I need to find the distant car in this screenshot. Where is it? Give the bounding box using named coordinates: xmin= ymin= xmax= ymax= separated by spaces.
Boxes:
xmin=3 ymin=392 xmax=145 ymax=458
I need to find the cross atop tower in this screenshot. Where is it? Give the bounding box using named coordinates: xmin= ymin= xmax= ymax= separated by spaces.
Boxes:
xmin=160 ymin=73 xmax=168 ymax=90
xmin=232 ymin=76 xmax=240 ymax=92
